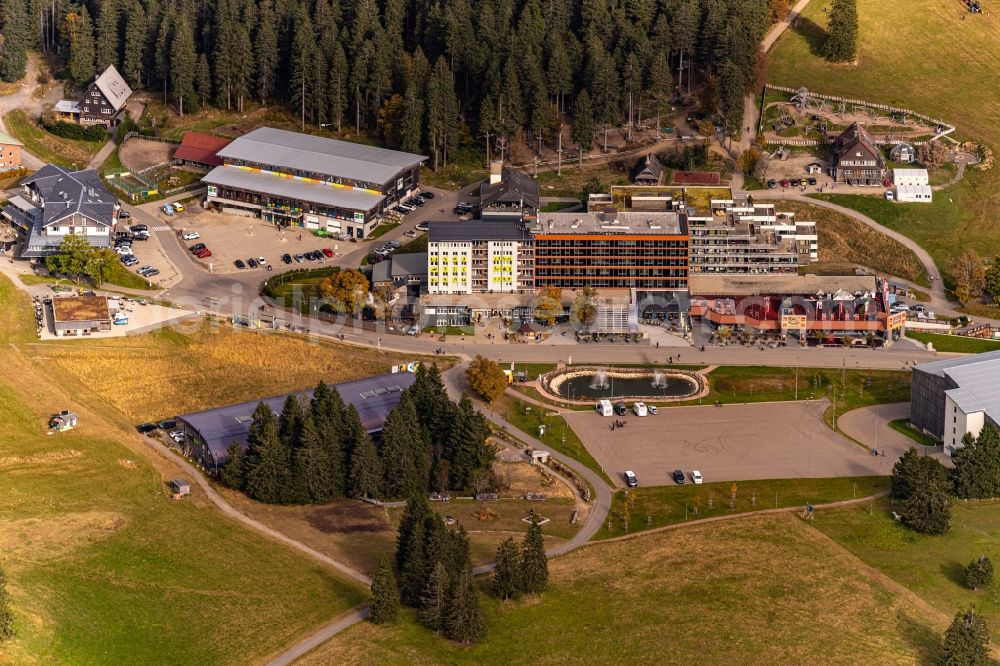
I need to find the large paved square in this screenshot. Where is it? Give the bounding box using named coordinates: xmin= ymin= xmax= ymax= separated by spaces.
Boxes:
xmin=563 ymin=400 xmax=895 ymax=488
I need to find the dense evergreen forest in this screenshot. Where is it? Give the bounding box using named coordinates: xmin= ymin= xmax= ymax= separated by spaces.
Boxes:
xmin=0 ymin=0 xmax=773 ymax=164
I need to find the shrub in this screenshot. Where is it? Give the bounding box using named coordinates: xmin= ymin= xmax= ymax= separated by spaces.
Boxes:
xmin=964 ymin=556 xmax=994 ymax=591
xmin=42 ymin=119 xmax=108 ymax=142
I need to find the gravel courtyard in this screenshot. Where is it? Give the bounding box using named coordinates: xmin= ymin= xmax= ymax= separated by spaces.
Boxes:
xmin=563 ymin=400 xmax=896 ymax=488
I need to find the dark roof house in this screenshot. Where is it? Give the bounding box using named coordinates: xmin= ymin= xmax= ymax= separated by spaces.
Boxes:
xmin=175 ymin=131 xmax=233 ymax=168
xmin=632 ymin=154 xmax=664 ymax=186
xmin=177 ymin=371 xmax=417 ymax=470
xmin=479 ymin=167 xmax=540 ymax=221
xmin=372 ymin=252 xmax=428 ymax=288
xmin=832 ymin=123 xmax=886 ymax=185
xmin=78 ymin=65 xmax=133 ymax=125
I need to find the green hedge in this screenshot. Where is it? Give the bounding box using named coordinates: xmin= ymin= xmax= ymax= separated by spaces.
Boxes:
xmin=42 ymin=120 xmax=107 ymax=143
xmin=263 ymin=266 xmax=340 ymax=299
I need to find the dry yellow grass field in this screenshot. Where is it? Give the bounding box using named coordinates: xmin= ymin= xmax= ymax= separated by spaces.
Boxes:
xmin=297 ymin=514 xmax=942 ymax=665
xmin=29 ymin=323 xmax=424 ymax=422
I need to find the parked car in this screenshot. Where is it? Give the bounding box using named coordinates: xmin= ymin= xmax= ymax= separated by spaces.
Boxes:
xmin=294 ymin=254 xmax=305 ymax=263
xmin=386 ymin=240 xmax=402 ymax=249
xmin=404 ymin=230 xmax=417 ymax=238
xmin=767 ymin=179 xmax=777 ymax=189
xmin=189 ymin=243 xmax=206 ymax=253
xmin=406 ymin=325 xmax=420 ymax=336
xmin=281 ymin=253 xmax=292 ymax=264
xmin=115 ymin=245 xmax=133 ymax=255
xmin=161 ymin=204 xmax=174 ymax=216
xmin=322 ymin=247 xmax=334 ymax=258
xmin=130 ymin=224 xmax=148 ymax=233
xmin=892 ymin=303 xmax=910 ymax=312
xmin=257 ymin=256 xmax=266 ymax=265
xmin=614 ymin=401 xmax=627 ymax=416
xmin=912 ymin=304 xmax=926 ymax=312
xmin=411 ymin=196 xmax=425 ymax=206
xmin=194 ymin=249 xmax=212 ymax=258
xmin=691 ymin=470 xmax=703 ymax=484
xmin=132 ymin=231 xmax=149 ymax=240
xmin=672 ymin=469 xmax=686 ymax=484
xmin=422 ymin=191 xmax=435 ymax=199
xmin=780 ymin=179 xmax=790 ymax=188
xmin=247 ymin=258 xmax=258 ymax=268
xmin=632 ymin=402 xmax=648 ymax=417
xmin=182 ymin=231 xmax=200 ymax=240
xmin=807 ymin=177 xmax=817 ymax=186
xmin=234 ymin=259 xmax=246 ymax=269
xmin=118 ymin=209 xmax=131 ymax=219
xmin=158 ymin=419 xmax=177 ymax=430
xmin=172 ymin=202 xmax=185 ymax=213
xmin=415 ymin=222 xmax=429 ymax=231
xmin=624 ymin=470 xmax=638 ymax=488
xmin=139 ymin=267 xmax=160 ymax=277
xmin=397 ymin=202 xmax=415 ymax=213
xmin=121 ymin=256 xmax=138 ymax=266
xmin=648 ymin=405 xmax=658 ymax=415
xmin=136 ymin=422 xmax=157 ymax=433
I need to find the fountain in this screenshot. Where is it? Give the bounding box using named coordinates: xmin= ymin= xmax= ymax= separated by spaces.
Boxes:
xmin=651 ymin=370 xmax=667 ymax=389
xmin=590 ymin=368 xmax=610 ymax=390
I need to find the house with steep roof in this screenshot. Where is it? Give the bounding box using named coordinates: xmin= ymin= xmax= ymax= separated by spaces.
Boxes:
xmin=632 ymin=154 xmax=664 ymax=186
xmin=478 ymin=165 xmax=540 ymax=221
xmin=79 ymin=65 xmax=133 ymax=125
xmin=2 ymin=164 xmax=119 ymax=258
xmin=832 ymin=123 xmax=886 ymax=185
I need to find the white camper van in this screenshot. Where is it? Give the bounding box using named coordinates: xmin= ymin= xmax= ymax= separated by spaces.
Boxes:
xmin=596 ymin=399 xmax=613 ymax=417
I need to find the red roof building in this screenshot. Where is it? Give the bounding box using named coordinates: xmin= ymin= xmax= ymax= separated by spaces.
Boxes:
xmin=174 ymin=131 xmax=232 ymax=168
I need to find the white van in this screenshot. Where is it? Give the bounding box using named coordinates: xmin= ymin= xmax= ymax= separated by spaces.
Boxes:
xmin=596 ymin=399 xmax=613 ymax=417
xmin=633 ymin=402 xmax=648 ymax=417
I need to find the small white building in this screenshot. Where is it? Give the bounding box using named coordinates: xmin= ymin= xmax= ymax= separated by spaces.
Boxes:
xmin=893 ymin=168 xmax=932 ymax=203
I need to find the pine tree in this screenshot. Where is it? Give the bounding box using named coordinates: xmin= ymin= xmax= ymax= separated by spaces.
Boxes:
xmin=397 ymin=495 xmax=431 ymax=605
xmin=310 ymin=381 xmax=346 ymax=497
xmin=278 ymin=395 xmax=305 ymax=448
xmin=400 ymin=83 xmax=424 ymax=153
xmin=348 ymin=430 xmax=382 ymax=499
xmin=68 ymin=5 xmax=98 ymax=86
xmin=327 ymin=40 xmax=349 ymax=131
xmin=901 ymin=485 xmax=951 ymax=535
xmin=220 ymin=441 xmax=247 ymax=490
xmin=244 ymin=402 xmax=291 ymax=504
xmin=0 ymin=564 xmax=13 ymax=640
xmin=290 ymin=7 xmax=317 ymax=129
xmin=254 ymin=0 xmax=279 ymax=104
xmin=418 ymin=560 xmax=449 ymax=632
xmin=380 ymin=393 xmax=426 ymax=499
xmin=231 ymin=24 xmax=253 ymax=112
xmin=447 ymin=395 xmax=493 ymax=491
xmin=444 ymin=569 xmax=486 ymax=644
xmin=572 ymin=90 xmax=594 ymax=165
xmin=941 ymin=607 xmax=990 ymax=666
xmin=121 ymin=2 xmax=147 ymax=86
xmin=952 ymin=424 xmax=1000 ymax=500
xmin=294 ymin=410 xmax=332 ymax=503
xmin=95 ymin=0 xmax=120 ymax=71
xmin=0 ymin=0 xmax=30 ymax=82
xmin=823 ymin=0 xmax=858 ymax=63
xmin=170 ymin=15 xmax=196 ymax=116
xmin=369 ymin=555 xmax=399 ymax=624
xmin=964 ymin=555 xmax=994 ymax=591
xmin=195 ymin=54 xmax=212 ymax=108
xmin=492 ymin=537 xmax=522 ymax=600
xmin=520 ymin=514 xmax=548 ymax=593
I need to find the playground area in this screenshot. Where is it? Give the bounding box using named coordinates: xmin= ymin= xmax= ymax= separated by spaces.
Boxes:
xmin=564 ymin=400 xmax=908 ymax=488
xmin=762 ymin=85 xmax=953 ymax=145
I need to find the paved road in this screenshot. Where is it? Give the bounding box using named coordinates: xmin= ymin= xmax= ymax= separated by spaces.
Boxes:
xmin=838 ymin=402 xmax=951 ymax=464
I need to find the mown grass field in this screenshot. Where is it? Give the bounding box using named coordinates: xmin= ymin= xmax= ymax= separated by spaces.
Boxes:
xmin=0 ymin=275 xmax=367 ymax=664
xmin=298 ymin=514 xmax=941 ymax=665
xmin=905 ymin=330 xmax=1000 ymax=353
xmin=596 ymin=476 xmax=889 ymax=539
xmin=767 ymin=0 xmax=1000 ymax=281
xmin=3 ymin=109 xmax=103 ymax=169
xmin=28 ymin=322 xmax=420 ymax=423
xmin=780 ymin=201 xmax=928 ymax=285
xmin=888 ymin=419 xmax=940 ymax=448
xmin=817 ymin=499 xmax=1000 ymax=643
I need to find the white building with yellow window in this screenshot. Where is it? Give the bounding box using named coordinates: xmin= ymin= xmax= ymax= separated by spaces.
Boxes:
xmin=427 ymin=221 xmax=534 ymax=294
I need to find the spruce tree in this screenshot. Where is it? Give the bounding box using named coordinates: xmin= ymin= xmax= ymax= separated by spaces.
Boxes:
xmin=520 ymin=514 xmax=549 ymax=593
xmin=952 ymin=424 xmax=1000 ymax=500
xmin=901 ymin=485 xmax=951 ymax=535
xmin=964 ymin=556 xmax=994 ymax=591
xmin=0 ymin=564 xmax=13 ymax=640
xmin=95 ymin=0 xmax=120 ymax=71
xmin=121 ymin=3 xmax=147 ymax=86
xmin=379 ymin=393 xmax=425 ymax=499
xmin=278 ymin=395 xmax=305 ymax=448
xmin=311 ymin=381 xmax=346 ymax=496
xmin=400 ymin=83 xmax=424 ymax=154
xmin=444 ymin=569 xmax=486 ymax=644
xmin=170 ymin=16 xmax=197 ymax=116
xmin=823 ymin=0 xmax=858 ymax=63
xmin=941 ymin=607 xmax=990 ymax=666
xmin=69 ymin=5 xmax=98 ymax=86
xmin=195 ymin=54 xmax=212 ymax=109
xmin=369 ymin=555 xmax=399 ymax=624
xmin=418 ymin=561 xmax=449 ymax=632
xmin=0 ymin=0 xmax=30 ymax=82
xmin=572 ymin=90 xmax=594 ymax=165
xmin=396 ymin=494 xmax=431 ymax=569
xmin=254 ymin=0 xmax=279 ymax=104
xmin=348 ymin=430 xmax=382 ymax=499
xmin=293 ymin=410 xmax=332 ymax=503
xmin=492 ymin=537 xmax=522 ymax=600
xmin=327 ymin=41 xmax=349 ymax=132
xmin=220 ymin=441 xmax=247 ymax=490
xmin=245 ymin=402 xmax=291 ymax=504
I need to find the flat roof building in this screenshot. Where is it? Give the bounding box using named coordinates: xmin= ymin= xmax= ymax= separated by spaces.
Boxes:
xmin=50 ymin=295 xmax=112 ymax=336
xmin=204 ymin=127 xmax=425 ymax=239
xmin=911 ymin=350 xmax=1000 ymax=454
xmin=428 ymin=221 xmax=534 ymax=294
xmin=177 ymin=371 xmax=416 ymax=471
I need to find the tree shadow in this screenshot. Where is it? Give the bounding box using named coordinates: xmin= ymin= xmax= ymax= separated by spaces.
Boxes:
xmin=897 ymin=613 xmax=942 ymax=665
xmin=791 ymin=16 xmax=829 ymax=57
xmin=939 ymin=560 xmax=966 ymax=587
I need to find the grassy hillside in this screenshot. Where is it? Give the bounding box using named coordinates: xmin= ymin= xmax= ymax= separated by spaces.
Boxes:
xmin=767 ymin=0 xmax=1000 ymax=280
xmin=297 ymin=514 xmax=940 ymax=665
xmin=0 ymin=275 xmax=367 ymax=664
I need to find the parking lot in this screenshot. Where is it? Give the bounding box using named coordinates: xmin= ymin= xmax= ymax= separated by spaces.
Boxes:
xmin=563 ymin=400 xmax=896 ymax=488
xmin=113 ymin=221 xmax=183 ymax=288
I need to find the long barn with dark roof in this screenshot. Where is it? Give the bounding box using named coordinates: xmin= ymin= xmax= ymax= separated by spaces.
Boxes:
xmin=176 ymin=371 xmax=416 ymax=472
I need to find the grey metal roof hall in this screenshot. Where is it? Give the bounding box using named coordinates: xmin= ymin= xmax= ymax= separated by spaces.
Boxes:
xmin=216 ymin=127 xmax=427 ymax=185
xmin=915 ymin=350 xmax=1000 ymax=424
xmin=428 ymin=220 xmax=532 ymax=243
xmin=177 ymin=371 xmax=416 ymax=466
xmin=203 ymin=166 xmax=385 ymax=211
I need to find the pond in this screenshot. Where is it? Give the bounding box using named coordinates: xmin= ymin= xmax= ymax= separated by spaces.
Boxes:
xmin=549 ymin=368 xmax=699 ymax=401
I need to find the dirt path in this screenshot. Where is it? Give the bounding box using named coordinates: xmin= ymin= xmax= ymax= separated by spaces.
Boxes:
xmin=0 ymin=56 xmax=44 ymax=170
